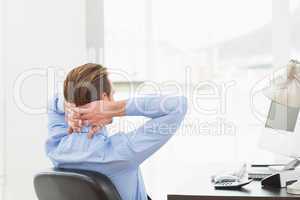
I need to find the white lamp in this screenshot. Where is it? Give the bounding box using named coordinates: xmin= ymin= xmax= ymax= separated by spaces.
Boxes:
xmin=263 ymin=60 xmax=300 ymax=108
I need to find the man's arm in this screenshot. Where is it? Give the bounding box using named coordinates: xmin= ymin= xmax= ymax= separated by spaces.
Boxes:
xmin=46 ymin=95 xmax=68 ymax=154
xmin=110 ymin=95 xmax=188 ymax=166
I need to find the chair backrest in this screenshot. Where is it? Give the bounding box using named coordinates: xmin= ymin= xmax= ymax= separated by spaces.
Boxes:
xmin=34 ymin=168 xmax=122 ymax=200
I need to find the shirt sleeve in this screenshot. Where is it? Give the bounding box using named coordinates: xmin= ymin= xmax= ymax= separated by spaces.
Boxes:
xmin=110 ymin=95 xmax=188 ymax=167
xmin=46 ymin=94 xmax=68 ymax=155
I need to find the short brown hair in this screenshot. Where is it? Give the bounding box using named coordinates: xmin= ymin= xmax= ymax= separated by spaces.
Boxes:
xmin=64 ymin=63 xmax=111 ymax=106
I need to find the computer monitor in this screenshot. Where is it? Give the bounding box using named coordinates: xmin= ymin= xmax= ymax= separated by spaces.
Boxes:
xmin=265 ymin=101 xmax=299 ymax=132
xmin=259 ymin=100 xmax=300 ymax=160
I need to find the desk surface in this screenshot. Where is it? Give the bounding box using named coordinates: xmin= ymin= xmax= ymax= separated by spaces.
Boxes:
xmin=167 ymin=163 xmax=300 ymax=200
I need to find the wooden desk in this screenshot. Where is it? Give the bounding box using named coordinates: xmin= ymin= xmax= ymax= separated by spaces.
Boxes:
xmin=167 ymin=164 xmax=300 ymax=200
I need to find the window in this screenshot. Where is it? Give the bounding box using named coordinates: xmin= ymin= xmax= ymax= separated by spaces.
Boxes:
xmin=104 ymin=0 xmax=275 ymax=162
xmin=104 ymin=0 xmax=148 ymax=81
xmin=104 ymin=1 xmax=300 ymax=198
xmin=290 ymin=0 xmax=300 ymax=58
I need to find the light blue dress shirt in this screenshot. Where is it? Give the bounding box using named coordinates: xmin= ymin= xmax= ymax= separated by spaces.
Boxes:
xmin=46 ymin=95 xmax=187 ymax=200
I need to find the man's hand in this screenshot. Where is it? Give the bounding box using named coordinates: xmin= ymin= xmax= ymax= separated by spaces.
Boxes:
xmin=64 ymin=102 xmax=82 ymax=134
xmin=65 ymin=100 xmax=126 ymax=138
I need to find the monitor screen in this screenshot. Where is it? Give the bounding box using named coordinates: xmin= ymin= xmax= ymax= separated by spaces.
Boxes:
xmin=265 ymin=100 xmax=299 ymax=132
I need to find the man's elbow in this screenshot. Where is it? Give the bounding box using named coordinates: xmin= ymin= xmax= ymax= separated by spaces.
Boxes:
xmin=165 ymin=96 xmax=187 ymax=135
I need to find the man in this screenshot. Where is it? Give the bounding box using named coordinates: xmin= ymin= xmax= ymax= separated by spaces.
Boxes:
xmin=46 ymin=63 xmax=187 ymax=200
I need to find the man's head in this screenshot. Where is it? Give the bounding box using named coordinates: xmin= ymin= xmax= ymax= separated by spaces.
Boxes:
xmin=64 ymin=63 xmax=113 ymax=106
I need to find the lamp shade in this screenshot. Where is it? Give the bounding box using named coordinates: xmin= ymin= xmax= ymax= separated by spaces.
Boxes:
xmin=263 ymin=60 xmax=300 ymax=108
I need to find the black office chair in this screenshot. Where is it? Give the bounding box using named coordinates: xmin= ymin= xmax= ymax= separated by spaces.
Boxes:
xmin=34 ymin=168 xmax=122 ymax=200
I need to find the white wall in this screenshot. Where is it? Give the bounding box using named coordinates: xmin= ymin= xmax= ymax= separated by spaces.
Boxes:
xmin=3 ymin=0 xmax=87 ymax=199
xmin=0 ymin=0 xmax=6 ymax=199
